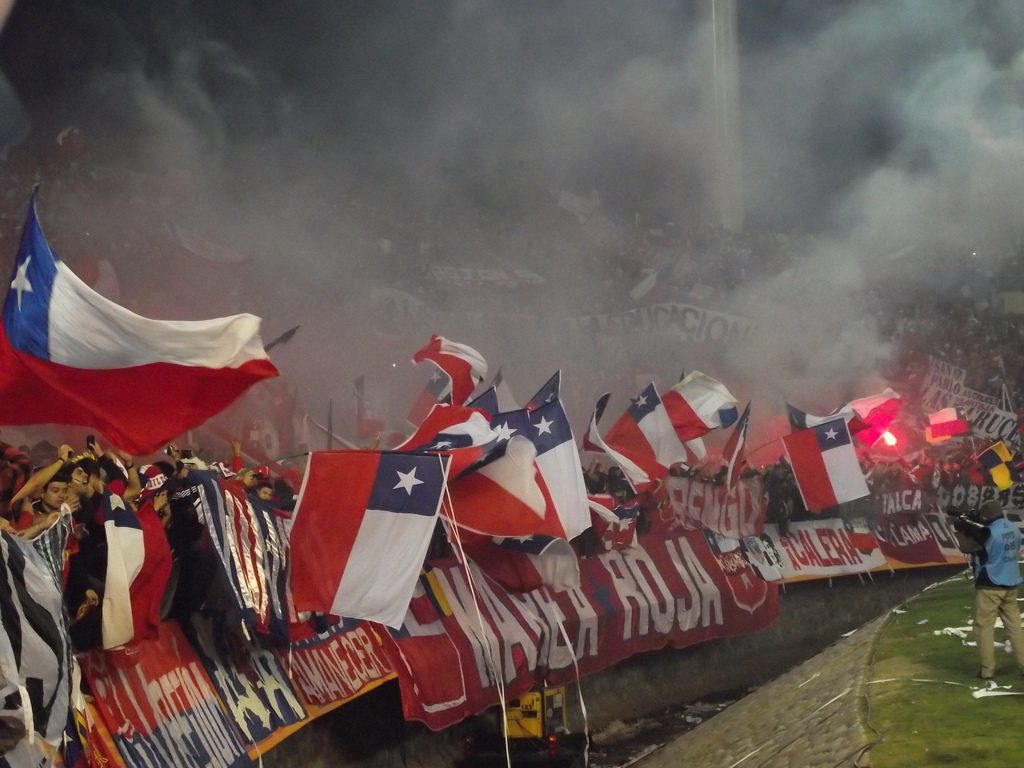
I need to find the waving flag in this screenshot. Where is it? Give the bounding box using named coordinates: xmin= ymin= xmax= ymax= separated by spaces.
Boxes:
xmin=101 ymin=492 xmax=172 ymax=649
xmin=290 ymin=451 xmax=450 ymax=628
xmin=582 ymin=393 xmax=650 ymax=490
xmin=925 ymin=406 xmax=971 ymax=443
xmin=489 ymin=398 xmax=590 ymax=540
xmin=604 ymin=383 xmax=689 ymax=483
xmin=788 ymin=389 xmax=901 ymax=446
xmin=412 ymin=335 xmax=487 ymax=407
xmin=782 ymin=418 xmax=870 ymax=512
xmin=978 ymin=441 xmax=1020 ymax=491
xmin=662 ymin=371 xmax=739 ymax=440
xmin=406 ymin=367 xmax=452 ymax=428
xmin=525 ymin=371 xmax=560 ymax=411
xmin=445 ymin=436 xmax=554 ymax=537
xmin=0 ymin=200 xmax=278 ymax=454
xmin=398 ymin=403 xmax=498 ymax=478
xmin=722 ymin=401 xmax=751 ymax=490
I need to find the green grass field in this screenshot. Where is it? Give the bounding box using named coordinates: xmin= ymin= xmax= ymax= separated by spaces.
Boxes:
xmin=866 ymin=571 xmax=1024 ymax=767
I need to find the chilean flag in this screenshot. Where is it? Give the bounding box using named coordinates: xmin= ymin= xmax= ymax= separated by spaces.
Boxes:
xmin=397 ymin=403 xmax=499 ymax=478
xmin=925 ymin=406 xmax=971 ymax=443
xmin=444 ymin=436 xmax=556 ymax=537
xmin=290 ymin=450 xmax=450 ymax=628
xmin=101 ymin=492 xmax=172 ymax=649
xmin=412 ymin=335 xmax=488 ymax=407
xmin=583 ymin=392 xmax=651 ymax=490
xmin=0 ymin=200 xmax=278 ymax=454
xmin=662 ymin=371 xmax=739 ymax=440
xmin=782 ymin=418 xmax=870 ymax=512
xmin=489 ymin=398 xmax=591 ymax=540
xmin=603 ymin=383 xmax=689 ymax=482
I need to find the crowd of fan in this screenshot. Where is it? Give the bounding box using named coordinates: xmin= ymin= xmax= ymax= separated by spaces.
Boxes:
xmin=0 ymin=436 xmax=298 ymax=651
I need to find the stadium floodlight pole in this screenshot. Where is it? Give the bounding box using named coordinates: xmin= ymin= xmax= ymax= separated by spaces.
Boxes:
xmin=701 ymin=0 xmax=744 ymax=232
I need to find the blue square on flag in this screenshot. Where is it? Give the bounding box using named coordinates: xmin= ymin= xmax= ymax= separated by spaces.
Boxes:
xmin=814 ymin=419 xmax=851 ymax=450
xmin=626 ymin=383 xmax=660 ymax=422
xmin=527 ymin=399 xmax=573 ymax=455
xmin=367 ymin=453 xmax=446 ymax=516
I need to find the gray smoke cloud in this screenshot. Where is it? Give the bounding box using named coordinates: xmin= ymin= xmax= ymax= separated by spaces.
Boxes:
xmin=2 ymin=0 xmax=1023 ymax=448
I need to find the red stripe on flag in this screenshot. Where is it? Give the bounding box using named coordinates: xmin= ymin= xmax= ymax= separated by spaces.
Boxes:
xmin=604 ymin=414 xmax=663 ymax=480
xmin=783 ymin=428 xmax=839 ymax=511
xmin=0 ymin=331 xmax=277 ymax=454
xmin=289 ymin=452 xmax=378 ymax=612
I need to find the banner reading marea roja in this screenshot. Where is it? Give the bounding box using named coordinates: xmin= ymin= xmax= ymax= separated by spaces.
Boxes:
xmin=383 ymin=528 xmax=779 ymax=731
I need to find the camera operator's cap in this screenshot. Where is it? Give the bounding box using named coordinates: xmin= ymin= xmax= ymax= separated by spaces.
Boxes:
xmin=979 ymin=500 xmax=1004 ymax=521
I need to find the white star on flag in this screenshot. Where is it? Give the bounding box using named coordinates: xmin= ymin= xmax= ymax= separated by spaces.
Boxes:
xmin=824 ymin=427 xmax=838 ymax=440
xmin=11 ymin=255 xmax=32 ymax=311
xmin=394 ymin=467 xmax=424 ymax=495
xmin=635 ymin=394 xmax=647 ymax=407
xmin=534 ymin=416 xmax=553 ymax=436
xmin=494 ymin=422 xmax=517 ymax=441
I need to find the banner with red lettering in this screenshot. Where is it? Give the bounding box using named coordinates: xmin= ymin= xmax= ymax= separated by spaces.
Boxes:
xmin=384 ymin=528 xmax=779 ymax=731
xmin=274 ymin=620 xmax=395 ymax=709
xmin=765 ymin=519 xmax=886 ymax=581
xmin=80 ymin=621 xmax=252 ymax=768
xmin=666 ymin=476 xmax=765 ymax=538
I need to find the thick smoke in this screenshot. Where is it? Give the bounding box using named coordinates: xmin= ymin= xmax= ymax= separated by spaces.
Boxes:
xmin=1 ymin=0 xmax=1023 ymax=445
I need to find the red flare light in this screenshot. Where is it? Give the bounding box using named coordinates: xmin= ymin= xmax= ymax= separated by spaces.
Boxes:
xmin=881 ymin=431 xmax=897 ymax=447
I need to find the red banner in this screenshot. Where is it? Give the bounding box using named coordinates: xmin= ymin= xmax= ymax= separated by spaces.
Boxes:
xmin=875 ymin=514 xmax=948 ymax=565
xmin=80 ymin=621 xmax=251 ymax=768
xmin=384 ymin=528 xmax=779 ymax=731
xmin=667 ymin=476 xmax=765 ymax=538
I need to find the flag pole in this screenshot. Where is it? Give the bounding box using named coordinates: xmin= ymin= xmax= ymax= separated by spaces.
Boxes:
xmin=327 ymin=399 xmax=334 ymax=451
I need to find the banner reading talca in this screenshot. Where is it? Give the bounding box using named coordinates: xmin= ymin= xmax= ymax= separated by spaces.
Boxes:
xmin=383 ymin=528 xmax=779 ymax=731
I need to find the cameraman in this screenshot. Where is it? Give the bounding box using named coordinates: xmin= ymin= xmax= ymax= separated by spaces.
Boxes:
xmin=952 ymin=500 xmax=1024 ymax=679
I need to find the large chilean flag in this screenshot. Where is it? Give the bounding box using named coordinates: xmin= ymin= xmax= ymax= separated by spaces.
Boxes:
xmin=0 ymin=199 xmax=278 ymax=454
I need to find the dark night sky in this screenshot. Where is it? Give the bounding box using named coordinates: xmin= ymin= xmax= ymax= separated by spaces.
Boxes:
xmin=1 ymin=0 xmax=1023 ymax=429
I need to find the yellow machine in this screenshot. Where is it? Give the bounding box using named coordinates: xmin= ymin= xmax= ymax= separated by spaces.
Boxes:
xmin=460 ymin=685 xmax=586 ymax=767
xmin=504 ymin=688 xmax=564 ymax=739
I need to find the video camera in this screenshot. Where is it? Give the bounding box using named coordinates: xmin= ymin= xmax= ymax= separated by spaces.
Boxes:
xmin=943 ymin=505 xmax=980 ymax=523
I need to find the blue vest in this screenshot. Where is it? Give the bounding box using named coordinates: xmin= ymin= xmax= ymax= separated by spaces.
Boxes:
xmin=976 ymin=517 xmax=1023 ymax=588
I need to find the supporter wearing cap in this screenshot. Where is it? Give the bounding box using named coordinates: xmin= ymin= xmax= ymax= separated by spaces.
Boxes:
xmin=127 ymin=464 xmax=174 ymax=643
xmin=137 ymin=464 xmax=172 ymax=526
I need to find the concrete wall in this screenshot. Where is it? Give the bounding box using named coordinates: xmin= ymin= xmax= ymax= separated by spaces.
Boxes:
xmin=264 ymin=566 xmax=963 ymax=767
